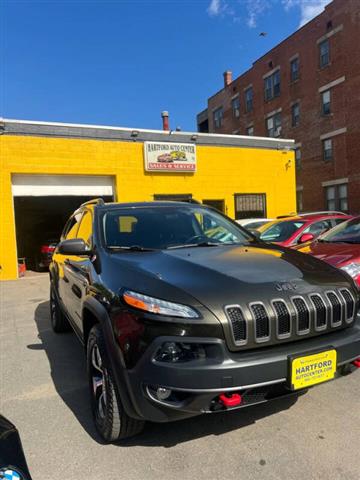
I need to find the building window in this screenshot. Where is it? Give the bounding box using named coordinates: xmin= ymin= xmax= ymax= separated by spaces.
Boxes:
xmin=231 ymin=96 xmax=240 ymax=118
xmin=321 ymin=90 xmax=331 ymax=115
xmin=290 ymin=58 xmax=299 ymax=82
xmin=323 ymin=138 xmax=333 ymax=161
xmin=266 ymin=112 xmax=281 ymax=137
xmin=291 ymin=103 xmax=300 ymax=127
xmin=213 ymin=107 xmax=223 ymax=129
xmin=246 ymin=125 xmax=254 ymax=136
xmin=295 ymin=148 xmax=301 ymax=169
xmin=234 ymin=193 xmax=267 ymax=220
xmin=325 ymin=184 xmax=348 ymax=212
xmin=264 ymin=70 xmax=280 ymax=101
xmin=245 ymin=87 xmax=253 ymax=112
xmin=296 ymin=190 xmax=303 ymax=212
xmin=319 ymin=39 xmax=330 ymax=68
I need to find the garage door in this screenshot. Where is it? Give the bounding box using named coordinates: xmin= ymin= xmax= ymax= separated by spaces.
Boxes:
xmin=12 ymin=174 xmax=115 ymax=197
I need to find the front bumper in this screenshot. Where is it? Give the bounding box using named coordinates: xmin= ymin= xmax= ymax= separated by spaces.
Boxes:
xmin=121 ymin=318 xmax=360 ymax=423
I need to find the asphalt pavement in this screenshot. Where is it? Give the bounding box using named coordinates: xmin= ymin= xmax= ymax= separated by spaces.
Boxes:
xmin=1 ymin=275 xmax=360 ymax=480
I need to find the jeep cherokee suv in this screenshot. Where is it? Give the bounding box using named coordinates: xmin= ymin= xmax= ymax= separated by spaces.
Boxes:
xmin=49 ymin=200 xmax=360 ymax=441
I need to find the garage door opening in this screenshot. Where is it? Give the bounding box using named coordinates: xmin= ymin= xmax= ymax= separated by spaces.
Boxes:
xmin=12 ymin=174 xmax=115 ymax=273
xmin=14 ymin=196 xmax=112 ymax=272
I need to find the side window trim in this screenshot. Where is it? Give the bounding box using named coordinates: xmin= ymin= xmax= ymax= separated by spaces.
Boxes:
xmin=61 ymin=210 xmax=84 ymax=241
xmin=76 ymin=208 xmax=94 ymax=248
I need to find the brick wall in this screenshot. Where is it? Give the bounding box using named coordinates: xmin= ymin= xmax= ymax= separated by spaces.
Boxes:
xmin=203 ymin=0 xmax=360 ymax=214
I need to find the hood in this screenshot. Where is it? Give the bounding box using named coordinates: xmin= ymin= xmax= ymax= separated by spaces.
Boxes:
xmin=108 ymin=244 xmax=351 ymax=313
xmin=297 ymin=241 xmax=360 ymax=268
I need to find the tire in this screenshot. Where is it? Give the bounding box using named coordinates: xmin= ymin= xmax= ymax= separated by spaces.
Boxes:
xmin=87 ymin=324 xmax=144 ymax=442
xmin=50 ymin=284 xmax=71 ymax=333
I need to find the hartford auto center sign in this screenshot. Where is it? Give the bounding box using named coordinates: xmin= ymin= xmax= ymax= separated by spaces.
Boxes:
xmin=144 ymin=141 xmax=196 ymax=172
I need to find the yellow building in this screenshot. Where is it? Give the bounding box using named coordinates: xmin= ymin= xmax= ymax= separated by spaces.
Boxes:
xmin=0 ymin=119 xmax=296 ymax=280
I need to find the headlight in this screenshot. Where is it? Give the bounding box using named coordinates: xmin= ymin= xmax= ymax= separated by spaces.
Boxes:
xmin=122 ymin=290 xmax=200 ymax=318
xmin=340 ymin=263 xmax=360 ymax=280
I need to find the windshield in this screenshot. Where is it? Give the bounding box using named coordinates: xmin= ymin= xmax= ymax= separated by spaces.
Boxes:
xmin=260 ymin=220 xmax=305 ymax=242
xmin=102 ymin=206 xmax=254 ymax=249
xmin=320 ymin=217 xmax=360 ymax=243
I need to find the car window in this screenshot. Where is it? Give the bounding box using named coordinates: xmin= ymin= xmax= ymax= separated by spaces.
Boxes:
xmin=303 ymin=220 xmax=332 ymax=236
xmin=260 ymin=220 xmax=305 ymax=242
xmin=103 ymin=206 xmax=252 ymax=249
xmin=333 ymin=218 xmax=347 ymax=226
xmin=62 ymin=212 xmax=83 ymax=240
xmin=76 ymin=210 xmax=93 ymax=247
xmin=321 ymin=217 xmax=360 ymax=243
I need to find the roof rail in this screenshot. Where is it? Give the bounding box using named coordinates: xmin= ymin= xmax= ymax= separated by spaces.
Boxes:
xmin=80 ymin=198 xmax=105 ymax=207
xmin=297 ymin=211 xmax=347 ymax=217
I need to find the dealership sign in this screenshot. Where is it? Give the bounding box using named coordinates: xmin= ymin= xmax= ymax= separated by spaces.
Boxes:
xmin=144 ymin=142 xmax=196 ymax=172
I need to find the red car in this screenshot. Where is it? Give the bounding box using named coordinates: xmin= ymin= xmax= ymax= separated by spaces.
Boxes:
xmin=296 ymin=216 xmax=360 ymax=287
xmin=258 ymin=212 xmax=351 ymax=247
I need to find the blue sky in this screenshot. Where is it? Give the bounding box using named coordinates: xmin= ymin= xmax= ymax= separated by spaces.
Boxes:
xmin=1 ymin=0 xmax=330 ymax=131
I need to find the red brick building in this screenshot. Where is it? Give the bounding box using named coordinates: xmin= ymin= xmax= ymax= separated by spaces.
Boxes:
xmin=197 ymin=0 xmax=360 ymax=214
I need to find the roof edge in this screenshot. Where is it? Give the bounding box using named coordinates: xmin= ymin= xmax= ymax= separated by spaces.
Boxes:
xmin=0 ymin=118 xmax=295 ymax=150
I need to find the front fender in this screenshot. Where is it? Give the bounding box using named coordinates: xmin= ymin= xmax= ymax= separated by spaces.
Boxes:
xmin=82 ymin=296 xmax=144 ymax=421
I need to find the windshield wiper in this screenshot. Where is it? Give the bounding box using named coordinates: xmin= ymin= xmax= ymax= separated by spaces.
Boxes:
xmin=167 ymin=241 xmax=222 ymax=250
xmin=107 ymin=245 xmax=156 ymax=252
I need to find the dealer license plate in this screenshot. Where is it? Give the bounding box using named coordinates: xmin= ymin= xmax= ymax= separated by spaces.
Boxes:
xmin=290 ymin=349 xmax=337 ymax=390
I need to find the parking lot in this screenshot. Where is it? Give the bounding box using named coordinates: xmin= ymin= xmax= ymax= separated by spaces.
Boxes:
xmin=1 ymin=275 xmax=360 ymax=480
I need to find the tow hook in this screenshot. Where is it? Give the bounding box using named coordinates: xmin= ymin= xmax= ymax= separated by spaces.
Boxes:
xmin=219 ymin=393 xmax=242 ymax=408
xmin=352 ymin=358 xmax=360 ymax=368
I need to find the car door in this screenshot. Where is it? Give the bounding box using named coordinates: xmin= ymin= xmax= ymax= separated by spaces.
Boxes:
xmin=54 ymin=211 xmax=83 ymax=318
xmin=63 ymin=208 xmax=94 ymax=332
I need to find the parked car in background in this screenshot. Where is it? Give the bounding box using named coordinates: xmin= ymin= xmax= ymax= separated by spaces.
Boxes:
xmin=50 ymin=199 xmax=360 ymax=442
xmin=34 ymin=239 xmax=58 ymax=271
xmin=258 ymin=213 xmax=351 ymax=247
xmin=296 ymin=216 xmax=360 ymax=287
xmin=236 ymin=218 xmax=273 ymax=230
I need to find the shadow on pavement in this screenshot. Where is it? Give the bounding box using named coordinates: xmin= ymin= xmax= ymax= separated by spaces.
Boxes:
xmin=31 ymin=300 xmax=301 ymax=447
xmin=31 ymin=300 xmax=102 ymax=443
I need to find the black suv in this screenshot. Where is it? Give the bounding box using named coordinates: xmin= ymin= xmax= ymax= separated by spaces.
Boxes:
xmin=50 ymin=200 xmax=360 ymax=441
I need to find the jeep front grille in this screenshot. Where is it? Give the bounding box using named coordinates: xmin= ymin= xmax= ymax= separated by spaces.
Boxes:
xmin=339 ymin=289 xmax=355 ymax=323
xmin=310 ymin=294 xmax=327 ymax=330
xmin=292 ymin=297 xmax=310 ymax=334
xmin=225 ymin=288 xmax=357 ymax=348
xmin=272 ymin=300 xmax=291 ymax=338
xmin=250 ymin=303 xmax=270 ymax=341
xmin=326 ymin=291 xmax=342 ymax=326
xmin=225 ymin=306 xmax=247 ymax=345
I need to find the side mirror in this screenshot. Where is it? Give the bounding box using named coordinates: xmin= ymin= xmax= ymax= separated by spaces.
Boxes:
xmin=298 ymin=233 xmax=314 ymax=244
xmin=57 ymin=238 xmax=92 ymax=256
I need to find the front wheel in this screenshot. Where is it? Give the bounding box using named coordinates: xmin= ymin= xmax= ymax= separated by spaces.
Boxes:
xmin=87 ymin=324 xmax=144 ymax=442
